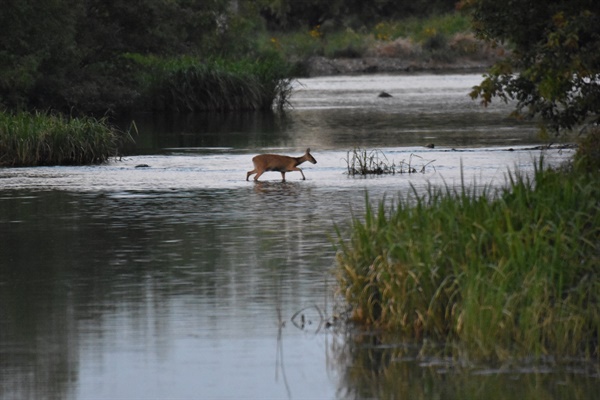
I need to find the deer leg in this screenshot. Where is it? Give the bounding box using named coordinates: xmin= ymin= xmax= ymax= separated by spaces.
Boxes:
xmin=253 ymin=170 xmax=264 ymax=181
xmin=246 ymin=169 xmax=256 ymax=181
xmin=281 ymin=171 xmax=286 ymax=182
xmin=292 ymin=167 xmax=306 ymax=180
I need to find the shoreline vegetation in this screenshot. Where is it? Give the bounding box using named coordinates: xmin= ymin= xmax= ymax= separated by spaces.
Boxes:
xmin=1 ymin=1 xmax=599 ymax=368
xmin=1 ymin=12 xmax=496 ymax=116
xmin=0 ymin=11 xmax=502 ymax=167
xmin=273 ymin=14 xmax=502 ymax=76
xmin=0 ymin=111 xmax=131 ymax=167
xmin=335 ymin=132 xmax=600 ymax=363
xmin=127 ymin=54 xmax=294 ymax=112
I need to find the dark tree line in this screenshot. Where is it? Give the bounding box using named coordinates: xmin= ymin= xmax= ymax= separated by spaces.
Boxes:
xmin=0 ymin=0 xmax=235 ymax=112
xmin=0 ymin=0 xmax=459 ymax=113
xmin=256 ymin=0 xmax=458 ymax=29
xmin=4 ymin=0 xmax=598 ymax=132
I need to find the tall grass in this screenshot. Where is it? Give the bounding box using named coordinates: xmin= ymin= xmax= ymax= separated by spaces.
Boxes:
xmin=335 ymin=160 xmax=599 ymax=361
xmin=0 ymin=111 xmax=126 ymax=166
xmin=129 ymin=54 xmax=294 ymax=112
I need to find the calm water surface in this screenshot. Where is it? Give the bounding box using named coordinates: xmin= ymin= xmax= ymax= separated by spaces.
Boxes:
xmin=1 ymin=74 xmax=595 ymax=400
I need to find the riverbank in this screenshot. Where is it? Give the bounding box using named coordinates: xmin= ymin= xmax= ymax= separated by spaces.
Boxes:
xmin=297 ymin=29 xmax=502 ymax=76
xmin=303 ymin=55 xmax=495 ymax=76
xmin=263 ymin=13 xmax=503 ymax=77
xmin=335 ymin=131 xmax=600 ymax=363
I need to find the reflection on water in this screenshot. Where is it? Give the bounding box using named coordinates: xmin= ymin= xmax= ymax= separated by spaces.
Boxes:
xmin=123 ymin=112 xmax=294 ymax=153
xmin=334 ymin=334 xmax=599 ymax=400
xmin=0 ymin=74 xmax=594 ymax=399
xmin=332 ymin=335 xmax=600 ymax=400
xmin=127 ymin=73 xmax=540 ymax=155
xmin=0 ymin=188 xmax=338 ymax=399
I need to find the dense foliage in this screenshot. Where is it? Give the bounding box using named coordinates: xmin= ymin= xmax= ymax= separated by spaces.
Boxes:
xmin=0 ymin=0 xmax=465 ymax=114
xmin=0 ymin=0 xmax=264 ymax=113
xmin=255 ymin=0 xmax=458 ymax=29
xmin=461 ymin=0 xmax=600 ymax=133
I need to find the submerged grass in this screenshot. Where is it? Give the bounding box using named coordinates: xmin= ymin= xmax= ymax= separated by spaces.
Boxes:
xmin=335 ymin=160 xmax=600 ymax=361
xmin=345 ymin=147 xmax=435 ymax=175
xmin=0 ymin=111 xmax=126 ymax=166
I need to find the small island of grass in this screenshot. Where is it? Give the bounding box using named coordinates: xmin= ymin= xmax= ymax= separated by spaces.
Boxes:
xmin=0 ymin=111 xmax=127 ymax=167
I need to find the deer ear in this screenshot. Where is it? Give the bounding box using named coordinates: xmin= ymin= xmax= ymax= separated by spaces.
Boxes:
xmin=306 ymin=148 xmax=311 ymax=153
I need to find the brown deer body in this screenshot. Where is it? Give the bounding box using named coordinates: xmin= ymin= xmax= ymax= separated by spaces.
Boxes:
xmin=246 ymin=148 xmax=317 ymax=182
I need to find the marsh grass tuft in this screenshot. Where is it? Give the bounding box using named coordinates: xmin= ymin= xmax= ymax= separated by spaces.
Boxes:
xmin=336 ymin=160 xmax=599 ymax=361
xmin=129 ymin=54 xmax=294 ymax=112
xmin=345 ymin=147 xmax=435 ymax=176
xmin=0 ymin=111 xmax=128 ymax=166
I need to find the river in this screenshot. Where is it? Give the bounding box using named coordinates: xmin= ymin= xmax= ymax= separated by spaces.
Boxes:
xmin=1 ymin=73 xmax=594 ymax=400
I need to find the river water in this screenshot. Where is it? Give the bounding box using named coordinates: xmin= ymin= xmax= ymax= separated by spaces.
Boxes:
xmin=0 ymin=74 xmax=595 ymax=400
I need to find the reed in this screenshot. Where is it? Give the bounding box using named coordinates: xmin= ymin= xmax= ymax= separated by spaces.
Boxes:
xmin=0 ymin=111 xmax=125 ymax=166
xmin=129 ymin=54 xmax=293 ymax=112
xmin=345 ymin=147 xmax=435 ymax=175
xmin=335 ymin=160 xmax=599 ymax=361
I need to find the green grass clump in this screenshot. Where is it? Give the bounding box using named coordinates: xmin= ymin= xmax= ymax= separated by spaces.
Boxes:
xmin=336 ymin=161 xmax=599 ymax=361
xmin=129 ymin=54 xmax=294 ymax=112
xmin=0 ymin=111 xmax=124 ymax=166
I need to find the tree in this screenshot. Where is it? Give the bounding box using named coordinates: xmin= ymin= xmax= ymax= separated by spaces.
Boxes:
xmin=461 ymin=0 xmax=600 ymax=133
xmin=253 ymin=0 xmax=457 ymax=30
xmin=0 ymin=0 xmax=234 ymax=113
xmin=0 ymin=0 xmax=81 ymax=109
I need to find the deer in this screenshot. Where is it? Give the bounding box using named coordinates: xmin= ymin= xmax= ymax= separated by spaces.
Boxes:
xmin=246 ymin=148 xmax=317 ymax=182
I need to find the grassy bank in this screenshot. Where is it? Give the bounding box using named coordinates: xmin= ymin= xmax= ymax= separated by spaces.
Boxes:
xmin=0 ymin=111 xmax=127 ymax=166
xmin=335 ymin=145 xmax=599 ymax=361
xmin=128 ymin=54 xmax=294 ymax=112
xmin=261 ymin=12 xmax=498 ymax=70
